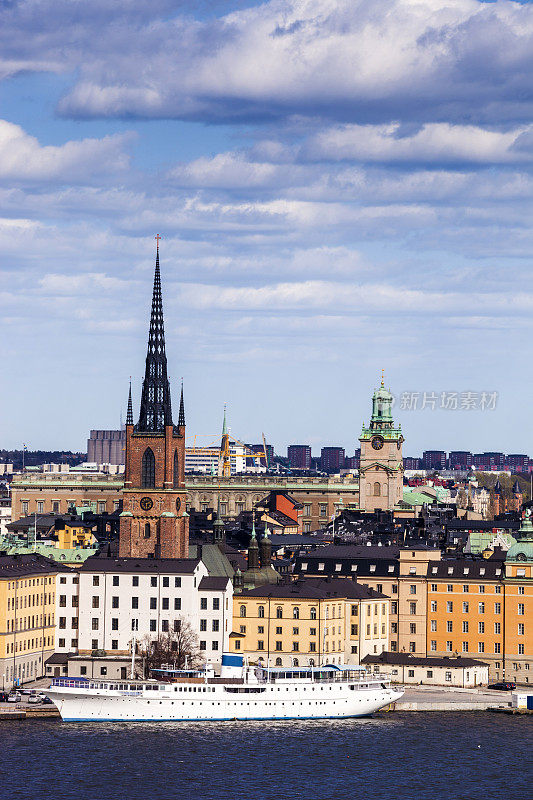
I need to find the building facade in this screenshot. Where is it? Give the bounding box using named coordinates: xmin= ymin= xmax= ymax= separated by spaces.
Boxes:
xmin=230 ymin=579 xmax=389 ymax=668
xmin=287 ymin=445 xmax=312 ymax=470
xmin=0 ymin=554 xmax=64 ymax=689
xmin=87 ymin=430 xmax=125 ymax=466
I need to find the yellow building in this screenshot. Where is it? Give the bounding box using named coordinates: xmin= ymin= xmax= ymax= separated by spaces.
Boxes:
xmin=54 ymin=520 xmax=96 ymax=550
xmin=0 ymin=554 xmax=65 ymax=690
xmin=230 ymin=578 xmax=389 ymax=668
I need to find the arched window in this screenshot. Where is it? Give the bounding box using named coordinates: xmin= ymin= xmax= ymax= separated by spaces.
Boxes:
xmin=144 ymin=523 xmax=150 ymax=539
xmin=373 ymin=482 xmax=381 ymax=497
xmin=173 ymin=450 xmax=180 ymax=488
xmin=332 ymin=606 xmax=335 ymax=619
xmin=240 ymin=605 xmax=246 ymax=618
xmin=275 ymin=657 xmax=282 ymax=666
xmin=276 ymin=606 xmax=283 ymax=619
xmin=310 ymin=607 xmax=317 ymax=620
xmin=141 ymin=448 xmax=155 ymax=488
xmin=293 ymin=658 xmax=299 ymax=667
xmin=309 ymin=658 xmax=315 ymax=667
xmin=258 ymin=605 xmax=265 ymax=618
xmin=293 ymin=607 xmax=299 ymax=619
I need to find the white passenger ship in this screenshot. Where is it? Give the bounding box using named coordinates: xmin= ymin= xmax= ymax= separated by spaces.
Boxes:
xmin=47 ymin=655 xmax=403 ymax=722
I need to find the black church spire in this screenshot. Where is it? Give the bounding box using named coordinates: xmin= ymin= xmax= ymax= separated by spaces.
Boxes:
xmin=178 ymin=381 xmax=185 ymax=428
xmin=136 ymin=236 xmax=173 ymax=432
xmin=126 ymin=379 xmax=133 ymax=425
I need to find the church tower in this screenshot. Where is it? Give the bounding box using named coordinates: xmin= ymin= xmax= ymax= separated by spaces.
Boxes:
xmin=119 ymin=237 xmax=188 ymax=558
xmin=359 ymin=375 xmax=404 ymax=512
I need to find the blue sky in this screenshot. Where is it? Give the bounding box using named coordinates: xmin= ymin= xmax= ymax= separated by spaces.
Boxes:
xmin=1 ymin=0 xmax=532 ymax=458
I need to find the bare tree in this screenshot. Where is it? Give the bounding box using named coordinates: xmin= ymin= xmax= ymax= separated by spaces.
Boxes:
xmin=139 ymin=618 xmax=202 ymax=676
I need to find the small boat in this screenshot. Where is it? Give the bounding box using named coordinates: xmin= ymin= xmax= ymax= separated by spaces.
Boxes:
xmin=46 ymin=654 xmax=404 ymax=722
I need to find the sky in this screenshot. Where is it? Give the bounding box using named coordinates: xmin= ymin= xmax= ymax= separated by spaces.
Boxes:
xmin=1 ymin=0 xmax=533 ymax=458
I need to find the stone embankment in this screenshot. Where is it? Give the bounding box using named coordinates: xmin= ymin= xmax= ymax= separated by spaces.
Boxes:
xmin=387 ymin=685 xmax=513 ymax=712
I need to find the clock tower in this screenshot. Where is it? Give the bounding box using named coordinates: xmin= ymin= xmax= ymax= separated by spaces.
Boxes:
xmin=359 ymin=376 xmax=404 ymax=512
xmin=119 ymin=238 xmax=188 ymax=558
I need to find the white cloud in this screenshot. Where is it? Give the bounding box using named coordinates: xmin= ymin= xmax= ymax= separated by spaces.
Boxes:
xmin=0 ymin=120 xmax=133 ymax=182
xmin=303 ymin=122 xmax=533 ymax=164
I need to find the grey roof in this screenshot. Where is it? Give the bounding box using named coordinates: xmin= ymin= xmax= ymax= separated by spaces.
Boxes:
xmin=362 ymin=651 xmax=488 ymax=669
xmin=427 ymin=559 xmax=504 ymax=579
xmin=240 ymin=577 xmax=387 ymax=601
xmin=0 ymin=553 xmax=72 ymax=577
xmin=45 ymin=652 xmax=73 ymax=665
xmin=188 ymin=543 xmax=235 ymax=578
xmin=198 ymin=576 xmax=231 ymax=591
xmin=79 ymin=556 xmax=200 ymax=574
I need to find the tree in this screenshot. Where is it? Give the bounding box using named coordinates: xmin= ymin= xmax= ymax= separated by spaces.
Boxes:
xmin=139 ymin=618 xmax=202 ymax=676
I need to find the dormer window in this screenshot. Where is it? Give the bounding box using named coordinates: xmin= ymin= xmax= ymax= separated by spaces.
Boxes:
xmin=318 ymin=563 xmax=324 ymax=571
xmin=301 ymin=563 xmax=308 ymax=571
xmin=463 ymin=568 xmax=469 ymax=575
xmin=351 ymin=564 xmax=357 ymax=572
xmin=432 ymin=567 xmax=437 ymax=574
xmin=335 ymin=564 xmax=342 ymax=572
xmin=388 ymin=565 xmax=394 ymax=573
xmin=448 ymin=567 xmax=453 ymax=575
xmin=409 ymin=567 xmax=416 ymax=575
xmin=370 ymin=565 xmax=376 ymax=573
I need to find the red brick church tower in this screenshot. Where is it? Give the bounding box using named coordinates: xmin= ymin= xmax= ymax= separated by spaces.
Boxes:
xmin=119 ymin=237 xmax=188 ymax=558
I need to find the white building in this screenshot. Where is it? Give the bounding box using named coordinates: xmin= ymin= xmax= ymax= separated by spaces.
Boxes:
xmin=75 ymin=557 xmax=232 ymax=667
xmin=185 ymin=442 xmax=264 ymax=475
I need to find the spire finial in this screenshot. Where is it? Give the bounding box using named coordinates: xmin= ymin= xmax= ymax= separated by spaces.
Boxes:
xmin=381 ymin=368 xmax=385 ymax=388
xmin=178 ymin=379 xmax=185 ymax=427
xmin=155 ymin=233 xmax=161 ymax=251
xmin=251 ymin=511 xmax=257 ymax=540
xmin=126 ymin=377 xmax=133 ymax=425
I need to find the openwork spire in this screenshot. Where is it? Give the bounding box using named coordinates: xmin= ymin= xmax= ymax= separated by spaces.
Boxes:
xmin=126 ymin=379 xmax=133 ymax=425
xmin=178 ymin=381 xmax=185 ymax=427
xmin=136 ymin=236 xmax=173 ymax=432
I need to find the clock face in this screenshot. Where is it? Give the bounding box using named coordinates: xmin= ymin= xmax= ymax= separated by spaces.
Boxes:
xmin=371 ymin=435 xmax=384 ymax=451
xmin=175 ymin=498 xmax=181 ymax=512
xmin=140 ymin=497 xmax=153 ymax=511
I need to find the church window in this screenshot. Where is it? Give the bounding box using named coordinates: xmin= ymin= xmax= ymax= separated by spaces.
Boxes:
xmin=310 ymin=607 xmax=317 ymax=620
xmin=144 ymin=523 xmax=150 ymax=539
xmin=293 ymin=607 xmax=299 ymax=619
xmin=276 ymin=607 xmax=283 ymax=619
xmin=373 ymin=482 xmax=381 ymax=497
xmin=240 ymin=605 xmax=246 ymax=618
xmin=258 ymin=606 xmax=265 ymax=618
xmin=141 ymin=448 xmax=155 ymax=488
xmin=173 ymin=450 xmax=180 ymax=488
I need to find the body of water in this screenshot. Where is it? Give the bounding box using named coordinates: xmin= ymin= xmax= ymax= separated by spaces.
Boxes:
xmin=0 ymin=712 xmax=531 ymax=800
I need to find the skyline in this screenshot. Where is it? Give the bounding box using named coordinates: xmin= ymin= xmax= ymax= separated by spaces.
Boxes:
xmin=1 ymin=0 xmax=533 ymax=454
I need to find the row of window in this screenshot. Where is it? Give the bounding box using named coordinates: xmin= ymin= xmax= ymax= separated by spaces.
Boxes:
xmin=7 ymin=594 xmax=54 ymax=610
xmin=5 ymin=636 xmax=52 ymax=653
xmin=238 ymin=603 xmax=385 ymax=619
xmin=429 ymin=641 xmax=526 ymax=655
xmin=6 ymin=615 xmax=53 ymax=631
xmin=92 ymin=575 xmax=183 ymax=588
xmin=432 ymin=601 xmax=524 ymax=614
xmin=430 ymin=620 xmax=525 ymax=635
xmin=7 ymin=577 xmax=54 ymax=590
xmin=21 ymin=500 xmax=120 ymax=514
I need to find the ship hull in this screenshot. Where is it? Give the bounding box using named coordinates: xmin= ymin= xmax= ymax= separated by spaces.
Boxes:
xmin=47 ymin=684 xmax=403 ymax=722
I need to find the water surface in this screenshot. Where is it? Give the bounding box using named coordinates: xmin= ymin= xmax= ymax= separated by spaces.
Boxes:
xmin=0 ymin=712 xmax=531 ymax=800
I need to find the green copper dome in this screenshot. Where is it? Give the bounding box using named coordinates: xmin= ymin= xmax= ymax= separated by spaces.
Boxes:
xmin=506 ymin=509 xmax=533 ymax=561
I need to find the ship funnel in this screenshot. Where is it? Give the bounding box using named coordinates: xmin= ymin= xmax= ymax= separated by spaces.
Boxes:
xmin=220 ymin=653 xmax=244 ymax=679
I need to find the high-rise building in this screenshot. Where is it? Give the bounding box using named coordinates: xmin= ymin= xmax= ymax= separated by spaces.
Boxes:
xmin=422 ymin=451 xmax=447 ymax=470
xmin=447 ymin=451 xmax=473 ymax=470
xmin=287 ymin=445 xmax=312 ymax=469
xmin=119 ymin=239 xmax=188 ymax=559
xmin=473 ymin=452 xmax=505 ymax=471
xmin=403 ymin=456 xmax=421 ymax=470
xmin=320 ymin=447 xmax=345 ymax=473
xmin=506 ymin=454 xmax=529 ymax=472
xmin=87 ymin=430 xmax=125 ymax=465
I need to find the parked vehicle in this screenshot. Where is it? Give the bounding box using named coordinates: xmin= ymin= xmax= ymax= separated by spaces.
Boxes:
xmin=7 ymin=692 xmax=21 ymax=703
xmin=27 ymin=692 xmax=41 ymax=704
xmin=0 ymin=691 xmax=10 ymax=702
xmin=39 ymin=695 xmax=54 ymax=705
xmin=488 ymin=682 xmax=516 ymax=691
